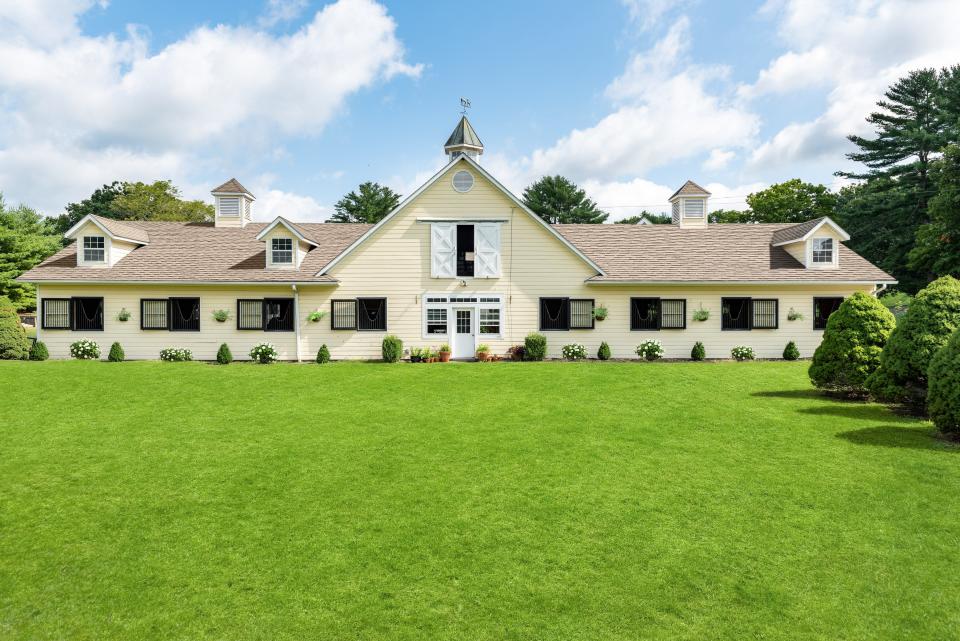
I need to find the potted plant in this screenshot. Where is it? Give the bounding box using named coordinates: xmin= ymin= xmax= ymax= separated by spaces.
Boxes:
xmin=787 ymin=308 xmax=804 ymax=322
xmin=307 ymin=309 xmax=327 ymax=323
xmin=593 ymin=305 xmax=608 ymax=321
xmin=212 ymin=309 xmax=231 ymax=323
xmin=508 ymin=344 xmax=526 ymax=361
xmin=117 ymin=308 xmax=132 ymax=322
xmin=410 ymin=347 xmax=424 ymax=363
xmin=438 ymin=343 xmax=451 ymax=362
xmin=476 ymin=344 xmax=490 ymax=361
xmin=692 ymin=305 xmax=710 ymax=322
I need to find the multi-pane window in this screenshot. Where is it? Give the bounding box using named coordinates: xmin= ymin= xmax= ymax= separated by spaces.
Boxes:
xmin=812 ymin=238 xmax=833 ymax=263
xmin=752 ymin=299 xmax=778 ymax=329
xmin=479 ymin=308 xmax=500 ymax=334
xmin=630 ymin=298 xmax=660 ymax=330
xmin=83 ymin=236 xmax=105 ymax=262
xmin=814 ymin=297 xmax=844 ymax=330
xmin=721 ymin=298 xmax=752 ymax=330
xmin=71 ymin=297 xmax=104 ymax=331
xmin=271 ymin=238 xmax=293 ymax=264
xmin=539 ymin=297 xmax=570 ymax=331
xmin=237 ymin=300 xmax=264 ymax=329
xmin=41 ymin=298 xmax=70 ymax=329
xmin=426 ymin=307 xmax=448 ymax=334
xmin=331 ymin=300 xmax=357 ymax=330
xmin=660 ymin=299 xmax=686 ymax=329
xmin=357 ymin=298 xmax=387 ymax=331
xmin=168 ymin=298 xmax=200 ymax=331
xmin=141 ymin=299 xmax=168 ymax=329
xmin=570 ymin=299 xmax=595 ymax=329
xmin=264 ymin=299 xmax=294 ymax=332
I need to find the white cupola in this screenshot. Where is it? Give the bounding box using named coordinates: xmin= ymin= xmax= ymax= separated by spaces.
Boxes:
xmin=668 ymin=180 xmax=710 ymax=228
xmin=212 ymin=178 xmax=255 ymax=228
xmin=444 ymin=116 xmax=484 ymax=161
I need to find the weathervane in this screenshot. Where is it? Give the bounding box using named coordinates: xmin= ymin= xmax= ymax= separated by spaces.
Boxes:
xmin=460 ymin=97 xmax=471 ymax=115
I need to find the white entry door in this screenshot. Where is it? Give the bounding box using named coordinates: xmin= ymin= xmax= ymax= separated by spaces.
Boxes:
xmin=452 ymin=308 xmax=475 ymax=359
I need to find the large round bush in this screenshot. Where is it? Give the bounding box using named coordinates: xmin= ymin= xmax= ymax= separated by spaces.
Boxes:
xmin=0 ymin=296 xmax=29 ymax=360
xmin=524 ymin=333 xmax=547 ymax=361
xmin=927 ymin=329 xmax=960 ymax=437
xmin=867 ymin=276 xmax=960 ymax=407
xmin=381 ymin=335 xmax=403 ymax=363
xmin=809 ymin=292 xmax=895 ymax=395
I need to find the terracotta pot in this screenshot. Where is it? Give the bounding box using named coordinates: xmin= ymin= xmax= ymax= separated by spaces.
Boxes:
xmin=438 ymin=351 xmax=451 ymax=363
xmin=476 ymin=351 xmax=489 ymax=361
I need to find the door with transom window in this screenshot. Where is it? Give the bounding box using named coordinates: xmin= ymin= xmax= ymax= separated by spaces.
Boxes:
xmin=452 ymin=308 xmax=475 ymax=359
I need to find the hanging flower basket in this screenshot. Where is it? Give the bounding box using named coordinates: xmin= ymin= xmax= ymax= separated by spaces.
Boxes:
xmin=307 ymin=310 xmax=328 ymax=323
xmin=117 ymin=308 xmax=132 ymax=322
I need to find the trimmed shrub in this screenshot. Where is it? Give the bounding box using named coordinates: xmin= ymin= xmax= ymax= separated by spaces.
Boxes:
xmin=808 ymin=292 xmax=895 ymax=395
xmin=0 ymin=296 xmax=29 ymax=360
xmin=316 ymin=344 xmax=330 ymax=364
xmin=29 ymin=340 xmax=48 ymax=361
xmin=508 ymin=344 xmax=526 ymax=361
xmin=783 ymin=341 xmax=800 ymax=361
xmin=597 ymin=341 xmax=611 ymax=361
xmin=731 ymin=345 xmax=754 ymax=361
xmin=108 ymin=342 xmax=125 ymax=362
xmin=928 ymin=329 xmax=960 ymax=437
xmin=382 ymin=335 xmax=403 ymax=363
xmin=70 ymin=339 xmax=100 ymax=360
xmin=248 ymin=342 xmax=277 ymax=364
xmin=867 ymin=276 xmax=960 ymax=408
xmin=636 ymin=339 xmax=663 ymax=361
xmin=160 ymin=347 xmax=192 ymax=362
xmin=691 ymin=341 xmax=705 ymax=361
xmin=561 ymin=343 xmax=586 ymax=360
xmin=524 ymin=332 xmax=547 ymax=361
xmin=216 ymin=343 xmax=233 ymax=364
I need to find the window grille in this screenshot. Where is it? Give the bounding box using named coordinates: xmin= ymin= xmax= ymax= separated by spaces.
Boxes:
xmin=426 ymin=307 xmax=447 ymax=334
xmin=479 ymin=308 xmax=500 ymax=334
xmin=812 ymin=238 xmax=833 ymax=263
xmin=83 ymin=236 xmax=105 ymax=262
xmin=272 ymin=238 xmax=293 ymax=264
xmin=569 ymin=299 xmax=594 ymax=329
xmin=752 ymin=299 xmax=778 ymax=329
xmin=42 ymin=299 xmax=70 ymax=329
xmin=141 ymin=299 xmax=168 ymax=329
xmin=331 ymin=300 xmax=357 ymax=330
xmin=660 ymin=299 xmax=686 ymax=329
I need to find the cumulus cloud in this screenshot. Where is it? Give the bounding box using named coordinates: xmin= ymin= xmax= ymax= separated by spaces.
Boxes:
xmin=0 ymin=0 xmax=421 ymax=214
xmin=258 ymin=0 xmax=309 ymax=28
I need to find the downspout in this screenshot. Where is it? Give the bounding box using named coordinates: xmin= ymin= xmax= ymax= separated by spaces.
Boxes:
xmin=292 ymin=284 xmax=301 ymax=362
xmin=871 ymin=283 xmax=888 ymax=297
xmin=35 ymin=283 xmax=41 ymax=346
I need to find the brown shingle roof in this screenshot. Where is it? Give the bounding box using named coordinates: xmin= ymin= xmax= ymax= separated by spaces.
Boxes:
xmin=770 ymin=217 xmax=826 ymax=245
xmin=668 ymin=180 xmax=711 ymax=200
xmin=553 ymin=223 xmax=895 ymax=283
xmin=211 ymin=178 xmax=253 ymax=196
xmin=88 ymin=215 xmax=151 ymax=244
xmin=20 ymin=221 xmax=370 ymax=283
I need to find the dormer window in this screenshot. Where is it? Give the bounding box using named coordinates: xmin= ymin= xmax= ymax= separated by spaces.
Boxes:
xmin=272 ymin=238 xmax=293 ymax=264
xmin=812 ymin=238 xmax=833 ymax=263
xmin=83 ymin=236 xmax=105 ymax=262
xmin=683 ymin=199 xmax=705 ymax=218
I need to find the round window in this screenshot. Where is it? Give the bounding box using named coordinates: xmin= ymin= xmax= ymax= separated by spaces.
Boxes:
xmin=452 ymin=170 xmax=474 ymax=193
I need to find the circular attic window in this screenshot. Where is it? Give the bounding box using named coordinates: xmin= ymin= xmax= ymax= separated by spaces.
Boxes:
xmin=452 ymin=170 xmax=474 ymax=193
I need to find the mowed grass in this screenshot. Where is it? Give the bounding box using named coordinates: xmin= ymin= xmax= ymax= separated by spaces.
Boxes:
xmin=1 ymin=361 xmax=958 ymax=641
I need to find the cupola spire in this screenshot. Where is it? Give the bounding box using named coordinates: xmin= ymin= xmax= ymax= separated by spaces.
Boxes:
xmin=444 ymin=115 xmax=484 ymax=161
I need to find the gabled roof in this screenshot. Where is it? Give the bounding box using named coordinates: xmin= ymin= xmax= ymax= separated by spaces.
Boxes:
xmin=668 ymin=180 xmax=711 ymax=201
xmin=63 ymin=214 xmax=150 ymax=245
xmin=255 ymin=216 xmax=319 ymax=247
xmin=553 ymin=223 xmax=895 ymax=284
xmin=771 ymin=216 xmax=850 ymax=246
xmin=444 ymin=116 xmax=483 ymax=150
xmin=212 ymin=178 xmax=254 ymax=197
xmin=317 ymin=154 xmax=605 ymax=276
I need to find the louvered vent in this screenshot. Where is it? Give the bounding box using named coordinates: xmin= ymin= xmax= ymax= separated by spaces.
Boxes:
xmin=452 ymin=170 xmax=474 ymax=193
xmin=219 ymin=197 xmax=240 ymax=216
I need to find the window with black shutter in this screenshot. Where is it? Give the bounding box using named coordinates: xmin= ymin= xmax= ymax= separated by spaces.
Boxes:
xmin=168 ymin=297 xmax=200 ymax=331
xmin=539 ymin=297 xmax=570 ymax=331
xmin=814 ymin=297 xmax=844 ymax=329
xmin=71 ymin=297 xmax=103 ymax=331
xmin=264 ymin=298 xmax=294 ymax=332
xmin=357 ymin=298 xmax=387 ymax=331
xmin=630 ymin=298 xmax=660 ymax=330
xmin=721 ymin=298 xmax=751 ymax=330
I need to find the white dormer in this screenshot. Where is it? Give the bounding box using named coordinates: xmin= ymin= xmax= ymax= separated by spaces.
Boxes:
xmin=212 ymin=178 xmax=255 ymax=228
xmin=63 ymin=215 xmax=149 ymax=267
xmin=668 ymin=180 xmax=710 ymax=228
xmin=771 ymin=217 xmax=850 ymax=270
xmin=255 ymin=217 xmax=318 ymax=269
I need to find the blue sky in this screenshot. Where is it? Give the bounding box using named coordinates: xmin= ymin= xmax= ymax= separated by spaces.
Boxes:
xmin=1 ymin=0 xmax=958 ymax=220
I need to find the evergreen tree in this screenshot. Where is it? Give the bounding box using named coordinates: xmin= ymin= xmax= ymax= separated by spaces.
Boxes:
xmin=0 ymin=295 xmax=29 ymax=360
xmin=330 ymin=182 xmax=401 ymax=224
xmin=0 ymin=196 xmax=62 ymax=311
xmin=522 ymin=176 xmax=609 ymax=224
xmin=909 ymin=144 xmax=960 ymax=279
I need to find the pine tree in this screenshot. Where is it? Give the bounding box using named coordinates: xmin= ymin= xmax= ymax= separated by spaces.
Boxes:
xmin=108 ymin=342 xmax=125 ymax=362
xmin=909 ymin=144 xmax=960 ymax=279
xmin=216 ymin=343 xmax=232 ymax=365
xmin=330 ymin=182 xmax=401 ymax=224
xmin=316 ymin=344 xmax=331 ymax=364
xmin=522 ymin=176 xmax=609 ymax=224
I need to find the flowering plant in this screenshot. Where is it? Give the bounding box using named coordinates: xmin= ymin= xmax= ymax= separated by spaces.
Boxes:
xmin=249 ymin=341 xmax=278 ymax=364
xmin=561 ymin=343 xmax=586 ymax=360
xmin=70 ymin=338 xmax=101 ymax=360
xmin=636 ymin=339 xmax=664 ymax=361
xmin=731 ymin=345 xmax=755 ymax=361
xmin=160 ymin=347 xmax=192 ymax=362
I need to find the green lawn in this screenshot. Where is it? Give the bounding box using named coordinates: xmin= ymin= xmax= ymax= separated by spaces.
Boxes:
xmin=1 ymin=361 xmax=957 ymax=640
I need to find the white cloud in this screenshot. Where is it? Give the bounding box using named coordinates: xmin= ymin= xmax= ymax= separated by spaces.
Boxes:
xmin=258 ymin=0 xmax=309 ymax=28
xmin=0 ymin=0 xmax=421 ymax=214
xmin=251 ymin=178 xmax=329 ymax=222
xmin=702 ymin=149 xmax=736 ymax=171
xmin=620 ymin=0 xmax=689 ymax=30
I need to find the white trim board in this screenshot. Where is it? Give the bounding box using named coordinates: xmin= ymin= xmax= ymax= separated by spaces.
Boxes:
xmin=62 ymin=215 xmax=149 ymax=246
xmin=772 ymin=217 xmax=850 ymax=246
xmin=255 ymin=216 xmax=319 ymax=247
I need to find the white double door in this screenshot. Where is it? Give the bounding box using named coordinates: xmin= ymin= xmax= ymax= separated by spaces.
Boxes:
xmin=452 ymin=308 xmax=475 ymax=359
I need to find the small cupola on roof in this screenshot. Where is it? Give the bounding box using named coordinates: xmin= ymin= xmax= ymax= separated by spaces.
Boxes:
xmin=444 ymin=116 xmax=484 ymax=161
xmin=668 ymin=180 xmax=710 ymax=229
xmin=212 ymin=178 xmax=255 ymax=228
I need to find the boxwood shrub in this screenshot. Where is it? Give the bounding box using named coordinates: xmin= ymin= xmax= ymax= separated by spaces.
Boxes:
xmin=381 ymin=335 xmax=403 ymax=363
xmin=867 ymin=276 xmax=960 ymax=408
xmin=691 ymin=341 xmax=705 ymax=361
xmin=29 ymin=340 xmax=49 ymax=361
xmin=928 ymin=329 xmax=960 ymax=437
xmin=597 ymin=341 xmax=611 ymax=361
xmin=216 ymin=343 xmax=233 ymax=364
xmin=782 ymin=341 xmax=800 ymax=361
xmin=316 ymin=344 xmax=331 ymax=364
xmin=524 ymin=332 xmax=547 ymax=361
xmin=0 ymin=296 xmax=29 ymax=360
xmin=108 ymin=342 xmax=125 ymax=362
